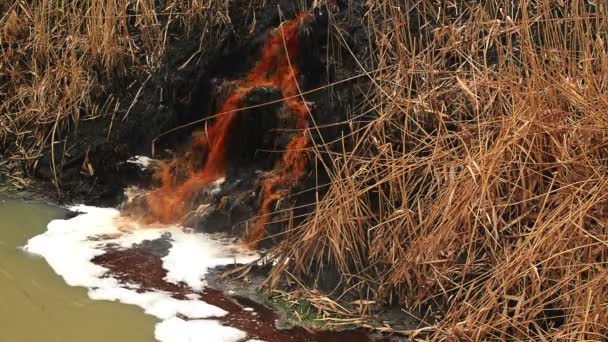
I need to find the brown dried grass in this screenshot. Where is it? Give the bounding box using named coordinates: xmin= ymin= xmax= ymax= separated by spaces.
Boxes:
xmin=269 ymin=1 xmax=608 ymax=340
xmin=0 ymin=0 xmax=231 ymax=185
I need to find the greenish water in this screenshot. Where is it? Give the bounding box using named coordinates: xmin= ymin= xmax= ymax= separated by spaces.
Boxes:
xmin=0 ymin=198 xmax=156 ymax=342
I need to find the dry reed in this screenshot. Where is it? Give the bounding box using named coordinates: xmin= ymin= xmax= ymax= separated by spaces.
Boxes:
xmin=0 ymin=0 xmax=231 ymax=185
xmin=268 ymin=1 xmax=608 ymax=340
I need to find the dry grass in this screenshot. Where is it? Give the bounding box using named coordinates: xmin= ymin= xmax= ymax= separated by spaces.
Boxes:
xmin=269 ymin=1 xmax=608 ymax=340
xmin=0 ymin=0 xmax=231 ymax=185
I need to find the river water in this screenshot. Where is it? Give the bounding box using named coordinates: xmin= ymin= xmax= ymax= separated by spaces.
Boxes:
xmin=0 ymin=198 xmax=156 ymax=342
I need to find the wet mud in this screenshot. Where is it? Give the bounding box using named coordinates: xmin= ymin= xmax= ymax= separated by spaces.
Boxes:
xmin=93 ymin=242 xmax=392 ymax=342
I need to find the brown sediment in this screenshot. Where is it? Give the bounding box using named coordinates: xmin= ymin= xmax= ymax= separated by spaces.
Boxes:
xmin=141 ymin=13 xmax=312 ymax=246
xmin=93 ymin=247 xmax=381 ymax=342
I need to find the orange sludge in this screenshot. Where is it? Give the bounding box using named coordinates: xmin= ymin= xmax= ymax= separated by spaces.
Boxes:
xmin=143 ymin=13 xmax=312 ymax=246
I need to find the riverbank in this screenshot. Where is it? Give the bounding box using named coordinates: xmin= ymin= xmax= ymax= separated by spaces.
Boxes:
xmin=3 ymin=0 xmax=608 ymax=340
xmin=8 ymin=198 xmax=400 ymax=341
xmin=1 ymin=185 xmax=415 ymax=340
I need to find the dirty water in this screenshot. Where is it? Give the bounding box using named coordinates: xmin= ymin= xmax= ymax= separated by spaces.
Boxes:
xmin=0 ymin=198 xmax=386 ymax=342
xmin=0 ymin=198 xmax=156 ymax=342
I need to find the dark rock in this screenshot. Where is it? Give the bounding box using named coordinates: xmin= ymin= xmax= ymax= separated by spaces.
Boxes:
xmin=187 ymin=209 xmax=230 ymax=234
xmin=130 ymin=233 xmax=174 ymax=258
xmin=64 ymin=209 xmax=84 ymax=220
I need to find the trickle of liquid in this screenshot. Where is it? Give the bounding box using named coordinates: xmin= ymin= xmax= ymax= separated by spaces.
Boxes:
xmin=142 ymin=13 xmax=312 ymax=246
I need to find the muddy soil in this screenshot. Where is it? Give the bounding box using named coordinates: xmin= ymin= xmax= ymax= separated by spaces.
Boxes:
xmin=93 ymin=235 xmax=403 ymax=342
xmin=32 ymin=0 xmax=367 ymax=209
xmin=29 ymin=0 xmax=375 ymax=253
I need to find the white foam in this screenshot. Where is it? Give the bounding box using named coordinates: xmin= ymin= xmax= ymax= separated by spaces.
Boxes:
xmin=155 ymin=317 xmax=247 ymax=342
xmin=161 ymin=230 xmax=257 ymax=291
xmin=24 ymin=205 xmax=260 ymax=342
xmin=89 ymin=287 xmax=227 ymax=319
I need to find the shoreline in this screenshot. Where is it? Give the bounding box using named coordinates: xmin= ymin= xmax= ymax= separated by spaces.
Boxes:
xmin=1 ymin=184 xmax=404 ymax=340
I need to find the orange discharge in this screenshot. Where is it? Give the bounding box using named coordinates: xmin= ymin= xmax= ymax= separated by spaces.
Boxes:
xmin=144 ymin=13 xmax=311 ymax=246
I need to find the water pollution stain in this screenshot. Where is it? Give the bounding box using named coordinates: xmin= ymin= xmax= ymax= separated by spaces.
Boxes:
xmin=93 ymin=246 xmax=388 ymax=342
xmin=138 ymin=13 xmax=313 ymax=248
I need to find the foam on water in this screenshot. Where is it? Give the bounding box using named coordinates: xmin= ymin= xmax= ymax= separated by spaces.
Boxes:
xmin=23 ymin=205 xmax=259 ymax=342
xmin=156 ymin=317 xmax=247 ymax=342
xmin=162 ymin=221 xmax=236 ymax=292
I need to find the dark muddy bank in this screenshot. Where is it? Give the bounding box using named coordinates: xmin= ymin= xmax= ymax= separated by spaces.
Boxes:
xmin=28 ymin=0 xmax=374 ymax=295
xmin=32 ymin=0 xmax=368 ymax=211
xmin=27 ymin=0 xmax=370 ymax=255
xmin=17 ymin=0 xmax=420 ymax=338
